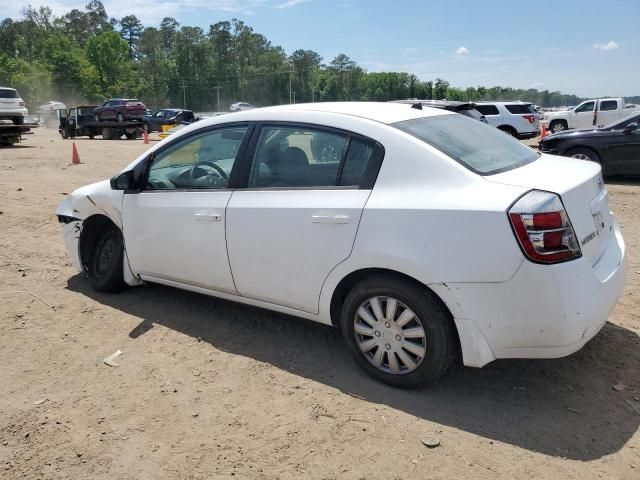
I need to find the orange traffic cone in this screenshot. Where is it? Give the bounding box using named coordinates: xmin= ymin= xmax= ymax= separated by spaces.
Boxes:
xmin=143 ymin=131 xmax=149 ymax=144
xmin=539 ymin=124 xmax=547 ymax=140
xmin=71 ymin=142 xmax=82 ymax=165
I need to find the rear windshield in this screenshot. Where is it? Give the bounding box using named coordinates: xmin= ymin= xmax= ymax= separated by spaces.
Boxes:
xmin=393 ymin=115 xmax=539 ymax=175
xmin=0 ymin=89 xmax=19 ymax=99
xmin=505 ymin=104 xmax=535 ymax=114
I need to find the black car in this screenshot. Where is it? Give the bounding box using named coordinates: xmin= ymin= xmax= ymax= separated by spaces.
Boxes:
xmin=391 ymin=100 xmax=487 ymax=123
xmin=143 ymin=108 xmax=196 ymax=132
xmin=539 ymin=112 xmax=640 ymax=176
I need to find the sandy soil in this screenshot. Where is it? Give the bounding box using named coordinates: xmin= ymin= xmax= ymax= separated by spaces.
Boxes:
xmin=1 ymin=127 xmax=639 ymax=479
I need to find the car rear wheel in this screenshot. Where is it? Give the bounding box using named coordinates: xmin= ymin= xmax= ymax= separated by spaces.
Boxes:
xmin=86 ymin=224 xmax=126 ymax=292
xmin=498 ymin=126 xmax=517 ymax=137
xmin=13 ymin=116 xmax=24 ymax=125
xmin=340 ymin=275 xmax=456 ymax=388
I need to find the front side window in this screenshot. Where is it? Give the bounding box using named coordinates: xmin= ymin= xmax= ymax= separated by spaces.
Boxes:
xmin=146 ymin=126 xmax=248 ymax=190
xmin=575 ymin=101 xmax=595 ymax=113
xmin=247 ymin=126 xmax=380 ymax=188
xmin=599 ymin=100 xmax=617 ymax=111
xmin=394 ymin=114 xmax=539 ymax=175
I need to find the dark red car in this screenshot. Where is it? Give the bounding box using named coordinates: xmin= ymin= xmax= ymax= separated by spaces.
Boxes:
xmin=94 ymin=98 xmax=147 ymax=122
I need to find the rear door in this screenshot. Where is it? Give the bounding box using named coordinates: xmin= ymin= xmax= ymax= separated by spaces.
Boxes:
xmin=475 ymin=104 xmax=501 ymax=127
xmin=226 ymin=123 xmax=383 ymax=313
xmin=595 ymin=100 xmax=619 ymax=127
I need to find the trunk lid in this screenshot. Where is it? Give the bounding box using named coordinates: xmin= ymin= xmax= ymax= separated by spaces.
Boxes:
xmin=486 ymin=153 xmax=611 ymax=265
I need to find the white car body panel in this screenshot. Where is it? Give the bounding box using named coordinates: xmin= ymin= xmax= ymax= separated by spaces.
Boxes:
xmin=123 ymin=191 xmax=237 ymax=293
xmin=56 ymin=102 xmax=626 ymax=370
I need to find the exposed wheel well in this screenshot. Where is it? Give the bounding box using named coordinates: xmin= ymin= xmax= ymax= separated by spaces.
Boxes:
xmin=329 ymin=268 xmax=461 ymax=357
xmin=79 ymin=214 xmax=119 ymax=272
xmin=497 ymin=125 xmax=518 ymax=135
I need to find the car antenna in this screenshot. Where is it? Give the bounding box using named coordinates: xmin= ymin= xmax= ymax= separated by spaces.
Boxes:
xmin=411 ymin=102 xmax=423 ymax=110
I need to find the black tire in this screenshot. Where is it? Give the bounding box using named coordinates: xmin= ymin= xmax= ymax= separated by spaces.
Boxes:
xmin=61 ymin=129 xmax=68 ymax=139
xmin=86 ymin=224 xmax=126 ymax=292
xmin=13 ymin=116 xmax=24 ymax=125
xmin=549 ymin=120 xmax=567 ymax=134
xmin=89 ymin=134 xmax=95 ymax=140
xmin=117 ymin=113 xmax=124 ymax=123
xmin=498 ymin=125 xmax=517 ymax=137
xmin=340 ymin=275 xmax=456 ymax=388
xmin=124 ymin=132 xmax=136 ymax=140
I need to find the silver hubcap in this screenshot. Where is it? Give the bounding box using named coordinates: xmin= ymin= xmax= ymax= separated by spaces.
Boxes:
xmin=552 ymin=124 xmax=564 ymax=133
xmin=354 ymin=296 xmax=427 ymax=375
xmin=571 ymin=153 xmax=593 ymax=161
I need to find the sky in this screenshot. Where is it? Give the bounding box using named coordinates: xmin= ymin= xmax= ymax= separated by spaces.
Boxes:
xmin=2 ymin=0 xmax=639 ymax=97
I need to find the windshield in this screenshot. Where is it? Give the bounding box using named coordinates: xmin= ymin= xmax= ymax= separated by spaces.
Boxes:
xmin=603 ymin=111 xmax=640 ymax=130
xmin=393 ymin=114 xmax=539 ymax=175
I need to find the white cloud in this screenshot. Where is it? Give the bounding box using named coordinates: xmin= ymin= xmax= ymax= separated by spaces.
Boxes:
xmin=273 ymin=0 xmax=310 ymax=8
xmin=455 ymin=46 xmax=470 ymax=56
xmin=593 ymin=40 xmax=619 ymax=51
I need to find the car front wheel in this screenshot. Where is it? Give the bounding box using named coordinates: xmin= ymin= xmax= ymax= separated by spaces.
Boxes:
xmin=86 ymin=224 xmax=126 ymax=292
xmin=340 ymin=275 xmax=456 ymax=388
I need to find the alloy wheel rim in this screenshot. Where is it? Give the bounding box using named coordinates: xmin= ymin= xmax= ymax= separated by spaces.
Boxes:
xmin=354 ymin=296 xmax=427 ymax=374
xmin=96 ymin=235 xmax=116 ymax=278
xmin=571 ymin=153 xmax=592 ymax=161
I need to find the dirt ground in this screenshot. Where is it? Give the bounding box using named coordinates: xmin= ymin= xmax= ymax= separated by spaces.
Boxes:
xmin=1 ymin=127 xmax=639 ymax=480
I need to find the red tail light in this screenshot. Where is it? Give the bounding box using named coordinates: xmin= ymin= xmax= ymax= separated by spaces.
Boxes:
xmin=523 ymin=114 xmax=535 ymax=124
xmin=508 ymin=190 xmax=581 ymax=264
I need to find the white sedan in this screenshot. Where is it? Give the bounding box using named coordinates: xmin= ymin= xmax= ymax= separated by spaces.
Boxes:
xmin=56 ymin=102 xmax=626 ymax=387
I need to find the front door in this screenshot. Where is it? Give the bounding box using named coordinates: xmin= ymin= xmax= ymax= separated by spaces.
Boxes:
xmin=226 ymin=124 xmax=383 ymax=313
xmin=123 ymin=124 xmax=250 ymax=293
xmin=603 ymin=116 xmax=640 ymax=175
xmin=572 ymin=100 xmax=596 ymax=129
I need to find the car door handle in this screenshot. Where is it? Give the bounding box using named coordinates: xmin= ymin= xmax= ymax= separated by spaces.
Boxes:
xmin=194 ymin=213 xmax=221 ymax=222
xmin=311 ymin=214 xmax=350 ymax=224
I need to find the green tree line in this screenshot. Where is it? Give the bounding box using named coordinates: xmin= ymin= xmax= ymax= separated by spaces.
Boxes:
xmin=0 ymin=2 xmax=617 ymax=112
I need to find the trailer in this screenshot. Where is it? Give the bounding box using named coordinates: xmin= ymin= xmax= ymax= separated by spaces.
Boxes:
xmin=0 ymin=122 xmax=39 ymax=146
xmin=59 ymin=106 xmax=143 ymax=140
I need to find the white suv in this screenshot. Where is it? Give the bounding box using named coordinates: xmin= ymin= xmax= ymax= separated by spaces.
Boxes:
xmin=0 ymin=87 xmax=28 ymax=125
xmin=475 ymin=101 xmax=539 ymax=139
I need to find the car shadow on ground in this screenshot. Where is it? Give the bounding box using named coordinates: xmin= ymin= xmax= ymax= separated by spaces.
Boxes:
xmin=606 ymin=176 xmax=640 ymax=187
xmin=67 ymin=275 xmax=640 ymax=461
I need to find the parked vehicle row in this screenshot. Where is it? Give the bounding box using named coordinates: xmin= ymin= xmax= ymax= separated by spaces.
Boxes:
xmin=474 ymin=101 xmax=540 ymax=139
xmin=543 ymin=97 xmax=639 ymax=133
xmin=56 ymin=102 xmax=626 ymax=388
xmin=539 ymin=111 xmax=640 ymax=175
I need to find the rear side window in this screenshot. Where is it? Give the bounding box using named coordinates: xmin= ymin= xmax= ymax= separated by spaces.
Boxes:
xmin=247 ymin=125 xmax=380 ymax=188
xmin=0 ymin=89 xmax=19 ymax=99
xmin=475 ymin=104 xmax=499 ymax=116
xmin=125 ymin=100 xmax=141 ymax=105
xmin=394 ymin=115 xmax=539 ymax=175
xmin=505 ymin=104 xmax=534 ymax=114
xmin=599 ymin=100 xmax=617 ymax=111
xmin=459 ymin=109 xmax=483 ymax=120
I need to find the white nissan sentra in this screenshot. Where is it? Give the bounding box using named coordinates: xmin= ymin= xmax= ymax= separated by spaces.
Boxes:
xmin=56 ymin=102 xmax=626 ymax=387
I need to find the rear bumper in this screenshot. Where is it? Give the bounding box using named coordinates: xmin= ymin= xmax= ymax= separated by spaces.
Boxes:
xmin=0 ymin=108 xmax=28 ymax=117
xmin=517 ymin=131 xmax=539 ymax=140
xmin=448 ymin=220 xmax=626 ymax=367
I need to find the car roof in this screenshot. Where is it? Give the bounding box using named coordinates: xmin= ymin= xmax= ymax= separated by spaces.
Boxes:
xmin=0 ymin=87 xmax=17 ymax=90
xmin=231 ymin=102 xmax=451 ymax=125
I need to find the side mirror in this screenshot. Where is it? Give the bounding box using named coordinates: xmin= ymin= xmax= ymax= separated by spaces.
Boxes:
xmin=110 ymin=170 xmax=136 ymax=190
xmin=624 ymin=122 xmax=638 ymax=133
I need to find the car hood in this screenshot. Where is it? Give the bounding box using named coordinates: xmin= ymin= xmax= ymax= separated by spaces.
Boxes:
xmin=543 ymin=127 xmax=607 ymax=141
